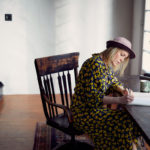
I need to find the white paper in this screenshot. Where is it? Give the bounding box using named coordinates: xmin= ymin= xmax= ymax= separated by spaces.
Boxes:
xmin=128 ymin=92 xmax=150 ymax=106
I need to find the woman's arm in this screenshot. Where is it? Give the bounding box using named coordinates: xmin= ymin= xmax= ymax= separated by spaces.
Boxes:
xmin=114 ymin=85 xmax=125 ymax=95
xmin=103 ymin=94 xmax=134 ymax=104
xmin=103 ymin=84 xmax=134 ymax=104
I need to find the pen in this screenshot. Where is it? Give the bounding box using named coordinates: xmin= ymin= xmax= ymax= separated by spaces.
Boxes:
xmin=128 ymin=88 xmax=131 ymax=95
xmin=126 ymin=88 xmax=131 ymax=95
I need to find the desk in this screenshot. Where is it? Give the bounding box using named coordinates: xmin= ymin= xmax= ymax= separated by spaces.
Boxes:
xmin=125 ymin=105 xmax=150 ymax=146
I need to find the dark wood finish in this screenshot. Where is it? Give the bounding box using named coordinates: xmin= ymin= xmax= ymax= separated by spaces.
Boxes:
xmin=125 ymin=105 xmax=150 ymax=146
xmin=35 ymin=52 xmax=79 ymax=76
xmin=35 ymin=52 xmax=93 ymax=149
xmin=35 ymin=52 xmax=79 ymax=124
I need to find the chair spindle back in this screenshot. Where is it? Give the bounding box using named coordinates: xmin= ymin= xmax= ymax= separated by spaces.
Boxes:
xmin=35 ymin=52 xmax=79 ymax=121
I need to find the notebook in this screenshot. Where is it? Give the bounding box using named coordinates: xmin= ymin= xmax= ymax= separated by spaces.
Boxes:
xmin=128 ymin=92 xmax=150 ymax=106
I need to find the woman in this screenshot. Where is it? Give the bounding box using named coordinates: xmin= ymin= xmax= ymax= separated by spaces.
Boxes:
xmin=70 ymin=37 xmax=141 ymax=150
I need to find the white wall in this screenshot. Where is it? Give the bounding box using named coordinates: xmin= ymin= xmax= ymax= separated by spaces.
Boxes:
xmin=0 ymin=0 xmax=133 ymax=94
xmin=54 ymin=0 xmax=133 ymax=66
xmin=0 ymin=0 xmax=55 ymax=94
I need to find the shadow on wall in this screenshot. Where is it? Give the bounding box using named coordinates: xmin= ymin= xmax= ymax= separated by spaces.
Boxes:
xmin=111 ymin=0 xmax=133 ymax=75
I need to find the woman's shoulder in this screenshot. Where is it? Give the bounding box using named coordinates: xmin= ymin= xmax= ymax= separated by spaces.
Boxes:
xmin=81 ymin=54 xmax=105 ymax=69
xmin=86 ymin=54 xmax=103 ymax=63
xmin=91 ymin=54 xmax=105 ymax=66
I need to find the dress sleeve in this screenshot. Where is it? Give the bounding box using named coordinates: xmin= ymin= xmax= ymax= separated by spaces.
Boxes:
xmin=106 ymin=69 xmax=123 ymax=95
xmin=82 ymin=58 xmax=107 ymax=108
xmin=111 ymin=76 xmax=122 ymax=88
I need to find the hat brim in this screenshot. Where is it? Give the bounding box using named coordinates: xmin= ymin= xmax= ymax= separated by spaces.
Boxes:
xmin=106 ymin=41 xmax=135 ymax=59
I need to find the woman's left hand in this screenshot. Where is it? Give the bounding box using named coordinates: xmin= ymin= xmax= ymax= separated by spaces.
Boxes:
xmin=123 ymin=88 xmax=134 ymax=97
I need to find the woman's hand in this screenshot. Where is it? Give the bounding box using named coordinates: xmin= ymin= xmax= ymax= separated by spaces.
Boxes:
xmin=117 ymin=86 xmax=134 ymax=97
xmin=118 ymin=88 xmax=134 ymax=104
xmin=103 ymin=88 xmax=134 ymax=104
xmin=122 ymin=88 xmax=134 ymax=96
xmin=118 ymin=94 xmax=134 ymax=104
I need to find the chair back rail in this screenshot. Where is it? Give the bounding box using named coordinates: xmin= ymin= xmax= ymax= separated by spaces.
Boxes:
xmin=35 ymin=52 xmax=79 ymax=121
xmin=35 ymin=52 xmax=79 ymax=75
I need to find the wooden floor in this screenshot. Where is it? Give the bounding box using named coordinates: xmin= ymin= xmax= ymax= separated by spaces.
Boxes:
xmin=0 ymin=95 xmax=45 ymax=150
xmin=1 ymin=95 xmax=150 ymax=150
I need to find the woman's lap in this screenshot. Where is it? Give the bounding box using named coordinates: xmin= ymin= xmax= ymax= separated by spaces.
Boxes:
xmin=73 ymin=108 xmax=141 ymax=149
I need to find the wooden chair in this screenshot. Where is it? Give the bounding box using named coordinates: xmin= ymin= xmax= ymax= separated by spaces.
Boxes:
xmin=34 ymin=52 xmax=93 ymax=150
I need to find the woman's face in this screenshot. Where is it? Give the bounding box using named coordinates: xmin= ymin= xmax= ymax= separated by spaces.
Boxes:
xmin=112 ymin=49 xmax=129 ymax=66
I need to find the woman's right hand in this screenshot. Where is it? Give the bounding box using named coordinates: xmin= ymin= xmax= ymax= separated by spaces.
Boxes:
xmin=103 ymin=88 xmax=134 ymax=104
xmin=118 ymin=88 xmax=134 ymax=104
xmin=118 ymin=94 xmax=134 ymax=104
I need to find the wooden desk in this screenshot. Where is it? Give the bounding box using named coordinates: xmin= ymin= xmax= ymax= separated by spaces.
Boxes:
xmin=125 ymin=105 xmax=150 ymax=146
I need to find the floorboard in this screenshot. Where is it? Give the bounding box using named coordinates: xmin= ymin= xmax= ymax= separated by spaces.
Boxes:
xmin=0 ymin=95 xmax=45 ymax=150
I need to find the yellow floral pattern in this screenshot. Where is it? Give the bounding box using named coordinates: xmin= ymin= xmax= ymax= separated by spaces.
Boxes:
xmin=70 ymin=55 xmax=140 ymax=150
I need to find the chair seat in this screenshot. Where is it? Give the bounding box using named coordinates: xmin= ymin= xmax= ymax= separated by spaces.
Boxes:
xmin=47 ymin=114 xmax=83 ymax=136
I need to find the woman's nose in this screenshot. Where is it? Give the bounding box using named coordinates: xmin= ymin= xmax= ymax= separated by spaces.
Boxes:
xmin=120 ymin=57 xmax=124 ymax=62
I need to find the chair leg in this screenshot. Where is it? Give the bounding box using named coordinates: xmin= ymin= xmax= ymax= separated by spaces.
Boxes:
xmin=71 ymin=135 xmax=75 ymax=142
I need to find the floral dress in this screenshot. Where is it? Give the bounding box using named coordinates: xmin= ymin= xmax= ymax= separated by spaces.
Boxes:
xmin=70 ymin=55 xmax=141 ymax=150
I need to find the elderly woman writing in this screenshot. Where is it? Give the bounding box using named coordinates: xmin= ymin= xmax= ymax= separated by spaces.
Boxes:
xmin=70 ymin=37 xmax=141 ymax=150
